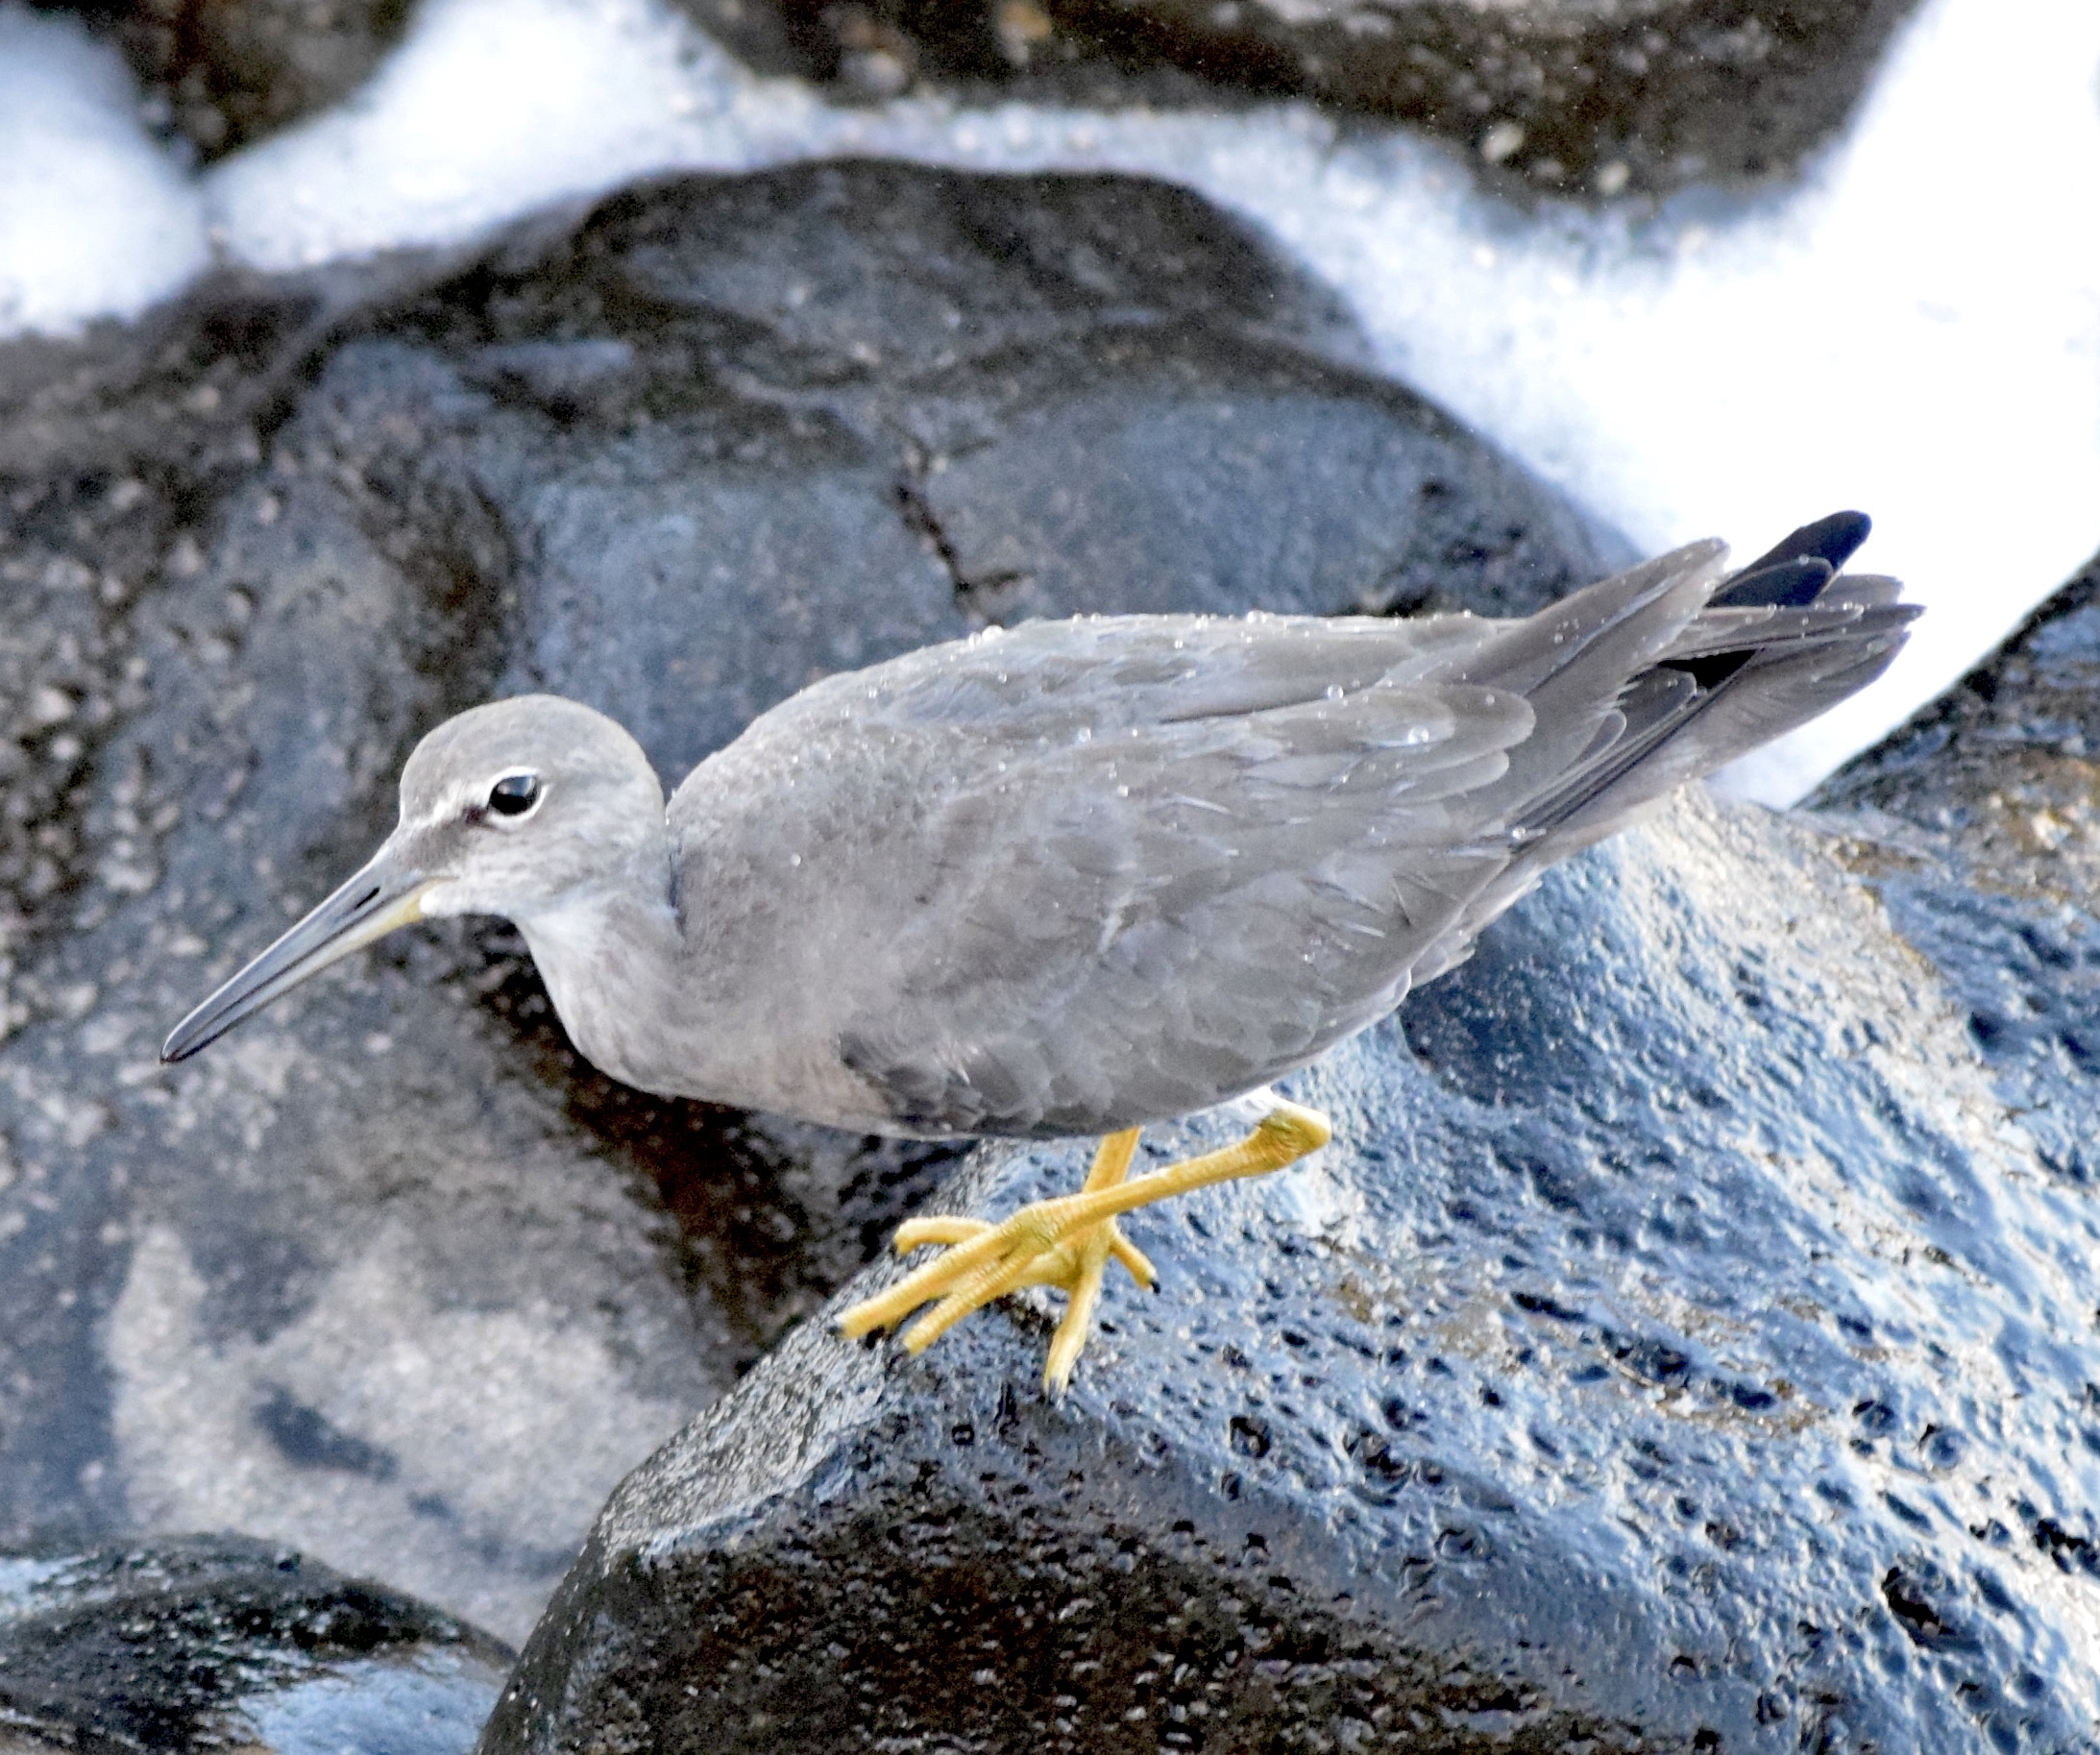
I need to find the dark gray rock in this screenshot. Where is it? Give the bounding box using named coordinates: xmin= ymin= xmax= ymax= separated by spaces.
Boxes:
xmin=481 ymin=786 xmax=2100 ymax=1754
xmin=0 ymin=162 xmax=1619 ymax=1643
xmin=1044 ymin=0 xmax=1927 ymax=198
xmin=675 ymin=0 xmax=1924 ymax=200
xmin=50 ymin=0 xmax=416 ymax=161
xmin=0 ymin=1534 xmax=509 ymax=1752
xmin=1812 ymin=543 xmax=2100 ymax=1201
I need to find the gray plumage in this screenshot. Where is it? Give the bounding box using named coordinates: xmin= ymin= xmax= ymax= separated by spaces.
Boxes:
xmin=163 ymin=514 xmax=1917 ymax=1143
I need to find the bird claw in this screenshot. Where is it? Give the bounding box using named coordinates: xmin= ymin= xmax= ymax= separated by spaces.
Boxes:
xmin=836 ymin=1197 xmax=1154 ymax=1394
xmin=836 ymin=1103 xmax=1329 ymax=1393
xmin=893 ymin=1212 xmax=1157 ymax=1291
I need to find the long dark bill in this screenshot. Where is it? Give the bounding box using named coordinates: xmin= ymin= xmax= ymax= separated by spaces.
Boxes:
xmin=161 ymin=855 xmax=437 ymax=1062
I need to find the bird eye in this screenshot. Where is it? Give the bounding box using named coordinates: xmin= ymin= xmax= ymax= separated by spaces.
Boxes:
xmin=485 ymin=772 xmax=542 ymax=818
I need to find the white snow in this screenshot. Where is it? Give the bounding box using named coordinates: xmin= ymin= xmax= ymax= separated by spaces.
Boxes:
xmin=0 ymin=4 xmax=208 ymax=336
xmin=6 ymin=0 xmax=2100 ymax=799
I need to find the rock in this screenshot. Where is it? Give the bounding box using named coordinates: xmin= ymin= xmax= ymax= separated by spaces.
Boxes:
xmin=46 ymin=0 xmax=415 ymax=162
xmin=0 ymin=1533 xmax=509 ymax=1752
xmin=482 ymin=786 xmax=2100 ymax=1754
xmin=1048 ymin=0 xmax=1928 ymax=197
xmin=674 ymin=0 xmax=1924 ymax=199
xmin=0 ymin=162 xmax=1619 ymax=1644
xmin=1811 ymin=542 xmax=2100 ymax=1195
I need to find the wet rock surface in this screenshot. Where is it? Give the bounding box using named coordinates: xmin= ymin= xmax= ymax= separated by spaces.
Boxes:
xmin=1812 ymin=545 xmax=2100 ymax=1207
xmin=50 ymin=0 xmax=414 ymax=161
xmin=674 ymin=0 xmax=1924 ymax=199
xmin=0 ymin=1534 xmax=510 ymax=1753
xmin=0 ymin=162 xmax=1617 ymax=1643
xmin=484 ymin=788 xmax=2100 ymax=1754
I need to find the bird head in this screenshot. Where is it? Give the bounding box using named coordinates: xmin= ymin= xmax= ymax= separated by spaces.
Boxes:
xmin=162 ymin=695 xmax=665 ymax=1062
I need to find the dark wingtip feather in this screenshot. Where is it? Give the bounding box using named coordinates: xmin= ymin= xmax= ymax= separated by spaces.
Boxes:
xmin=1733 ymin=509 xmax=1873 ymax=580
xmin=1711 ymin=555 xmax=1833 ymax=610
xmin=1508 ymin=514 xmax=1909 ymax=841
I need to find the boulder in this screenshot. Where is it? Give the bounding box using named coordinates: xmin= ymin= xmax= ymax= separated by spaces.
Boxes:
xmin=672 ymin=0 xmax=1925 ymax=199
xmin=34 ymin=0 xmax=1929 ymax=196
xmin=0 ymin=1534 xmax=509 ymax=1753
xmin=482 ymin=783 xmax=2100 ymax=1753
xmin=1813 ymin=544 xmax=2100 ymax=1210
xmin=0 ymin=161 xmax=1618 ymax=1644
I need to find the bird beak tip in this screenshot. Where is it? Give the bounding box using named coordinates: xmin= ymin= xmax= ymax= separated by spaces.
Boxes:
xmin=158 ymin=865 xmax=436 ymax=1066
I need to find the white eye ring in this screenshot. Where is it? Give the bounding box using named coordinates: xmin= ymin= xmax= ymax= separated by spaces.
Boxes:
xmin=484 ymin=771 xmax=544 ymax=821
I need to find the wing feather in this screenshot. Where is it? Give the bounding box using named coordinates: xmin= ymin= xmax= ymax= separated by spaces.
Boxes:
xmin=818 ymin=659 xmax=1536 ymax=1133
xmin=672 ymin=520 xmax=1914 ymax=1137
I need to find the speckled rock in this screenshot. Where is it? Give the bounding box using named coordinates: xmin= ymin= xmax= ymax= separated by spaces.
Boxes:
xmin=0 ymin=162 xmax=1620 ymax=1645
xmin=1812 ymin=543 xmax=2100 ymax=1207
xmin=674 ymin=0 xmax=1924 ymax=199
xmin=482 ymin=787 xmax=2100 ymax=1754
xmin=0 ymin=1534 xmax=510 ymax=1753
xmin=48 ymin=0 xmax=415 ymax=161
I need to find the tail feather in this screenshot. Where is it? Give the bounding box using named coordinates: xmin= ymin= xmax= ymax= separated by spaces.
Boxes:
xmin=1405 ymin=511 xmax=1917 ymax=985
xmin=1721 ymin=507 xmax=1873 ymax=587
xmin=1445 ymin=538 xmax=1725 ymax=810
xmin=1821 ymin=573 xmax=1904 ymax=611
xmin=1507 ymin=512 xmax=1913 ymax=839
xmin=1712 ymin=554 xmax=1833 ymax=610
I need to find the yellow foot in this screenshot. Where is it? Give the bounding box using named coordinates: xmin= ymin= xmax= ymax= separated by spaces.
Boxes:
xmin=836 ymin=1097 xmax=1331 ymax=1394
xmin=837 ymin=1129 xmax=1157 ymax=1395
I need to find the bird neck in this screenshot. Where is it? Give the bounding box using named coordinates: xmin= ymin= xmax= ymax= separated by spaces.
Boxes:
xmin=513 ymin=836 xmax=689 ymax=1094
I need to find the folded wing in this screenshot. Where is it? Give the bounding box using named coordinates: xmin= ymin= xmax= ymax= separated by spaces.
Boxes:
xmin=709 ymin=514 xmax=1913 ymax=1136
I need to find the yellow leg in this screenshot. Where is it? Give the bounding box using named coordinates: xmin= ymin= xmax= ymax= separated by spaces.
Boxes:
xmin=836 ymin=1098 xmax=1331 ymax=1393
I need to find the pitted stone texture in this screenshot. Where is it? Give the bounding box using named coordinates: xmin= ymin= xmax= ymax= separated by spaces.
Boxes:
xmin=0 ymin=1534 xmax=509 ymax=1753
xmin=1812 ymin=546 xmax=2100 ymax=1207
xmin=484 ymin=792 xmax=2100 ymax=1754
xmin=0 ymin=163 xmax=1618 ymax=1641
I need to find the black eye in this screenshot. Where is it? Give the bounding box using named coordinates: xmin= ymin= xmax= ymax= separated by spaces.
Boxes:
xmin=486 ymin=772 xmax=541 ymax=817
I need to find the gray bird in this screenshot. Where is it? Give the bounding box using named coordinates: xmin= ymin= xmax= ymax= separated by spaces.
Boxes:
xmin=164 ymin=512 xmax=1916 ymax=1390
